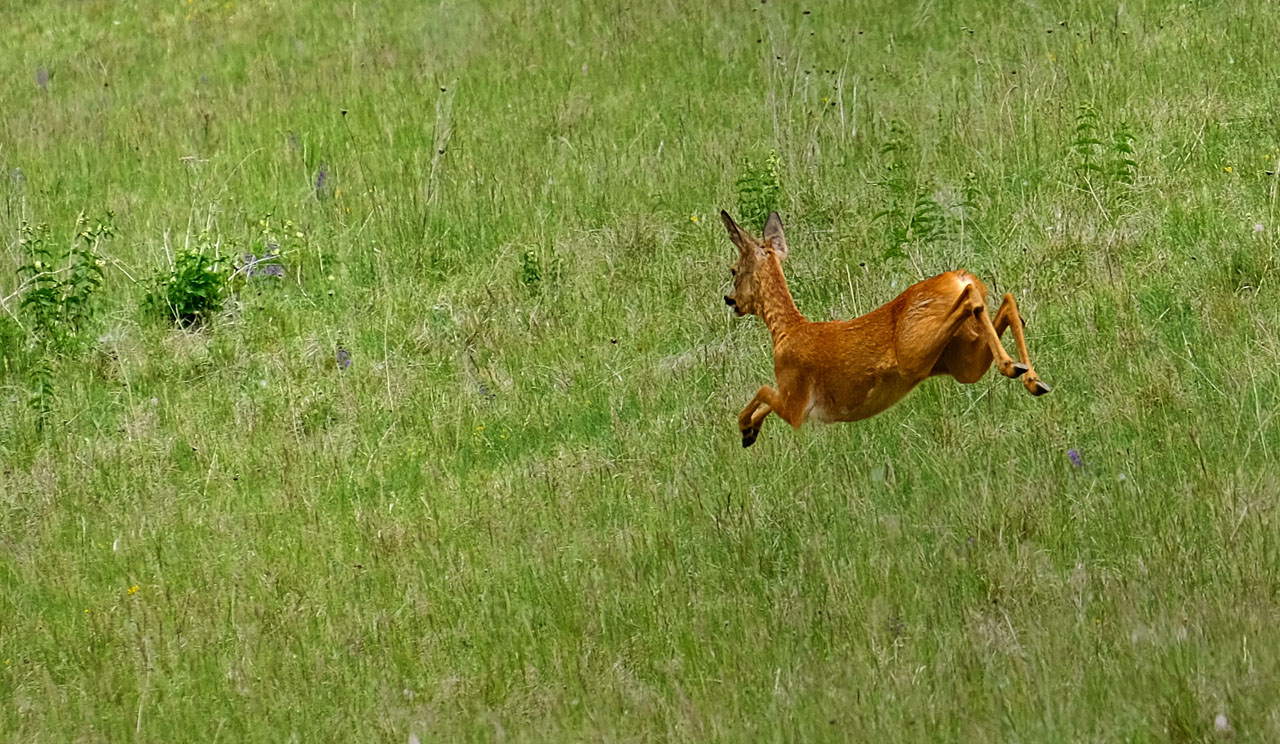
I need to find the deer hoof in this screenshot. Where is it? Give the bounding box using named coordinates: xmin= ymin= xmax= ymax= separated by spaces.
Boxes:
xmin=742 ymin=429 xmax=758 ymax=448
xmin=1009 ymin=362 xmax=1029 ymax=378
xmin=1029 ymin=379 xmax=1051 ymax=396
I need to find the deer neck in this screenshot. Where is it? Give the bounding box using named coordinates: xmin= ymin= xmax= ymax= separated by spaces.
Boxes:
xmin=756 ymin=252 xmax=805 ymax=345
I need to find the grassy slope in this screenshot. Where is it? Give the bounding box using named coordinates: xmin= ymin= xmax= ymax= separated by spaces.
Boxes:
xmin=2 ymin=0 xmax=1279 ymax=740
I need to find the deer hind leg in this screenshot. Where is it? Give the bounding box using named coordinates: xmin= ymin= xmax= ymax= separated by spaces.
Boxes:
xmin=934 ymin=330 xmax=993 ymax=384
xmin=992 ymin=293 xmax=1051 ymax=396
xmin=899 ymin=283 xmax=997 ymax=381
xmin=935 ymin=303 xmax=1023 ymax=384
xmin=970 ymin=297 xmax=1027 ymax=381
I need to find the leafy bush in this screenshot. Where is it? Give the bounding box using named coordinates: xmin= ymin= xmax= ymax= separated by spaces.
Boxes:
xmin=520 ymin=249 xmax=542 ymax=288
xmin=874 ymin=122 xmax=948 ymax=260
xmin=12 ymin=211 xmax=113 ymax=428
xmin=735 ymin=150 xmax=783 ymax=232
xmin=15 ymin=213 xmax=111 ymax=352
xmin=1071 ymin=103 xmax=1106 ymax=182
xmin=145 ymin=234 xmax=234 ymax=327
xmin=518 ymin=247 xmax=562 ymax=294
xmin=1072 ymin=102 xmax=1139 ymax=217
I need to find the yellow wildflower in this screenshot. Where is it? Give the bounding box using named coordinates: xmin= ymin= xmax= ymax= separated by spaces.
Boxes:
xmin=128 ymin=585 xmax=140 ymax=595
xmin=1224 ymin=166 xmax=1233 ymax=172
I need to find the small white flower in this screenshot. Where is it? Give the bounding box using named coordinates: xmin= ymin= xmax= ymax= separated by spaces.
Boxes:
xmin=1214 ymin=713 xmax=1232 ymax=732
xmin=1254 ymin=223 xmax=1264 ymax=233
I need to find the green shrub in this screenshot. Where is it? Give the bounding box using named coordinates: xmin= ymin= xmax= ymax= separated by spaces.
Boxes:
xmin=12 ymin=211 xmax=113 ymax=428
xmin=15 ymin=213 xmax=110 ymax=352
xmin=874 ymin=122 xmax=948 ymax=260
xmin=735 ymin=150 xmax=783 ymax=232
xmin=145 ymin=234 xmax=235 ymax=327
xmin=1072 ymin=102 xmax=1139 ymax=217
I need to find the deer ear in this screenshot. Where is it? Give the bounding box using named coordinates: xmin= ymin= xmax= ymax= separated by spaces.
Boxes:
xmin=763 ymin=211 xmax=788 ymax=259
xmin=721 ymin=210 xmax=754 ymax=255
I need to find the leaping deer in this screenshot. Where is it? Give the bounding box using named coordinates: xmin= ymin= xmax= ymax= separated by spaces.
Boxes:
xmin=721 ymin=210 xmax=1050 ymax=448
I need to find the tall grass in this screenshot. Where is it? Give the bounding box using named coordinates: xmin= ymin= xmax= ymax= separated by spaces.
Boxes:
xmin=2 ymin=0 xmax=1279 ymax=740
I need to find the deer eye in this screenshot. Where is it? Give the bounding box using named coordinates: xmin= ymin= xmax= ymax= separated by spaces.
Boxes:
xmin=730 ymin=268 xmax=737 ymax=276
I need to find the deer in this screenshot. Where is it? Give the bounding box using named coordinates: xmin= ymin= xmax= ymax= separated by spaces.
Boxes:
xmin=721 ymin=210 xmax=1050 ymax=448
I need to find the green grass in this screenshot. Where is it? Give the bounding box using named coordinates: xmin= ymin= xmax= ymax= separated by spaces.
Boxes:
xmin=3 ymin=0 xmax=1280 ymax=740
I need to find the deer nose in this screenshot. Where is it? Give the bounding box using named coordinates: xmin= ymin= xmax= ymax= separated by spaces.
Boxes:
xmin=724 ymin=296 xmax=736 ymax=307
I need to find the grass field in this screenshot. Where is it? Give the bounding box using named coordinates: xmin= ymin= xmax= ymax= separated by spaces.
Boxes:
xmin=3 ymin=0 xmax=1280 ymax=740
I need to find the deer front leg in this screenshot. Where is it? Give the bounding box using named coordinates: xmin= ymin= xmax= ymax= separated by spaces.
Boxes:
xmin=992 ymin=294 xmax=1051 ymax=396
xmin=738 ymin=385 xmax=794 ymax=448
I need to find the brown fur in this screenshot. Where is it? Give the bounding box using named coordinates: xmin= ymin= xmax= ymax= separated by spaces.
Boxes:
xmin=722 ymin=210 xmax=1050 ymax=448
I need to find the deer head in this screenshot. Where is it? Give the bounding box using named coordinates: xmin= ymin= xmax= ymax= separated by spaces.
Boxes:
xmin=720 ymin=210 xmax=789 ymax=317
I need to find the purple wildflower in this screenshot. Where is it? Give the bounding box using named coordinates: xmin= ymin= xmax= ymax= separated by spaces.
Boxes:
xmin=315 ymin=162 xmax=328 ymax=199
xmin=1068 ymin=449 xmax=1084 ymax=467
xmin=336 ymin=347 xmax=351 ymax=370
xmin=239 ymin=250 xmax=285 ymax=280
xmin=35 ymin=67 xmax=49 ymax=90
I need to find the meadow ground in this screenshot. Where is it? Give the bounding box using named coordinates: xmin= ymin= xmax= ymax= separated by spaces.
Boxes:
xmin=3 ymin=0 xmax=1280 ymax=741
